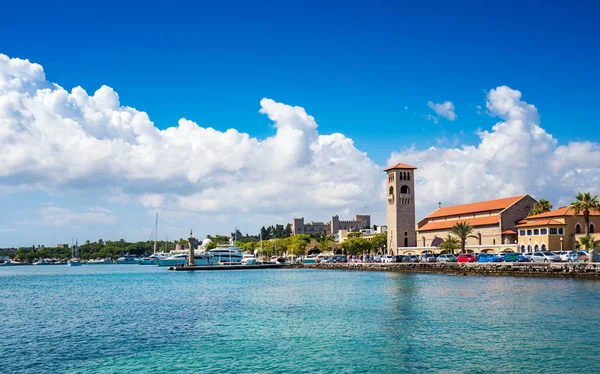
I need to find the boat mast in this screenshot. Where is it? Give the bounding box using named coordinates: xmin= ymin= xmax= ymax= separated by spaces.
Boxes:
xmin=153 ymin=212 xmax=158 ymax=255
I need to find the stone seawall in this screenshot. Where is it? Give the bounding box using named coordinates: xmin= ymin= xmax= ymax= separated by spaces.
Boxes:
xmin=298 ymin=262 xmax=600 ymax=280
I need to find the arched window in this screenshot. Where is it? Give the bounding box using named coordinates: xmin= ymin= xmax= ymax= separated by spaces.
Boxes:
xmin=575 ymin=224 xmax=581 ymax=234
xmin=389 ymin=186 xmax=394 ymax=195
xmin=534 ymin=244 xmax=539 ymax=251
xmin=521 ymin=245 xmax=526 ymax=253
xmin=400 ymin=185 xmax=410 ymax=194
xmin=407 ymin=173 xmax=410 ymax=181
xmin=590 ymin=224 xmax=595 ymax=234
xmin=541 ymin=244 xmax=547 ymax=251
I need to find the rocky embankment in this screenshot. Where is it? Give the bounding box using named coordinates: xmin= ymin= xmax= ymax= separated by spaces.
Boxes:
xmin=297 ymin=262 xmax=600 ymax=280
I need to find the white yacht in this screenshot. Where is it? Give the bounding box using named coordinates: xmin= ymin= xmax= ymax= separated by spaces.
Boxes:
xmin=209 ymin=246 xmax=243 ymax=264
xmin=33 ymin=258 xmax=48 ymax=265
xmin=87 ymin=258 xmax=113 ymax=265
xmin=241 ymin=254 xmax=257 ymax=265
xmin=116 ymin=253 xmax=141 ymax=264
xmin=157 ymin=253 xmax=213 ymax=267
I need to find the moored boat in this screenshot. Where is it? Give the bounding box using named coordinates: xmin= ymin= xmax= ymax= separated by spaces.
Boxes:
xmin=87 ymin=258 xmax=113 ymax=265
xmin=303 ymin=255 xmax=318 ymax=264
xmin=157 ymin=253 xmax=213 ymax=267
xmin=116 ymin=254 xmax=141 ymax=264
xmin=241 ymin=254 xmax=257 ymax=265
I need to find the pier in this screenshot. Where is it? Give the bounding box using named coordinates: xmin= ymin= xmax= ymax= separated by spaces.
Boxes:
xmin=302 ymin=262 xmax=600 ymax=280
xmin=168 ymin=264 xmax=287 ymax=271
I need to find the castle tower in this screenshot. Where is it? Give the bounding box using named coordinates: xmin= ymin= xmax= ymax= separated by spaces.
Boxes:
xmin=385 ymin=163 xmax=417 ymax=255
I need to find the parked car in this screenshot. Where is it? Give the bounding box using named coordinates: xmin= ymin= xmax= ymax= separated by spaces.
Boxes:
xmin=477 ymin=253 xmax=493 ymax=263
xmin=565 ymin=250 xmax=600 ymax=263
xmin=437 ymin=254 xmax=456 ymax=263
xmin=516 ymin=254 xmax=531 ymax=262
xmin=530 ymin=251 xmax=561 ymax=263
xmin=319 ymin=256 xmax=334 ymax=263
xmin=522 ymin=252 xmax=533 ymax=259
xmin=558 ymin=251 xmax=572 ymax=262
xmin=420 ymin=254 xmax=437 ymax=263
xmin=457 ymin=253 xmax=476 ymax=263
xmin=502 ymin=253 xmax=518 ymax=262
xmin=334 ymin=256 xmax=347 ymax=263
xmin=382 ymin=255 xmax=395 ymax=263
xmin=394 ymin=255 xmax=404 ymax=263
xmin=408 ymin=255 xmax=420 ymax=263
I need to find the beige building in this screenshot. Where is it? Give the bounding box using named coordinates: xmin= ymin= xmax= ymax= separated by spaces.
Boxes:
xmin=516 ymin=207 xmax=600 ymax=252
xmin=385 ymin=163 xmax=417 ymax=254
xmin=411 ymin=195 xmax=537 ymax=254
xmin=291 ymin=215 xmax=371 ymax=236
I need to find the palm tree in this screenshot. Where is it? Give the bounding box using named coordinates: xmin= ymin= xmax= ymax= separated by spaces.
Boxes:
xmin=579 ymin=235 xmax=596 ymax=251
xmin=450 ymin=222 xmax=473 ymax=254
xmin=439 ymin=235 xmax=460 ymax=255
xmin=529 ymin=199 xmax=553 ymax=216
xmin=571 ymin=192 xmax=600 ymax=263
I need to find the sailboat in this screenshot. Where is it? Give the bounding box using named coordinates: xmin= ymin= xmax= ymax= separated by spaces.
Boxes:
xmin=67 ymin=239 xmax=82 ymax=266
xmin=139 ymin=212 xmax=165 ymax=265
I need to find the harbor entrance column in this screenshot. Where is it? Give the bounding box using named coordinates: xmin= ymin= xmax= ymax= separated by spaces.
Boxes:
xmin=188 ymin=234 xmax=197 ymax=266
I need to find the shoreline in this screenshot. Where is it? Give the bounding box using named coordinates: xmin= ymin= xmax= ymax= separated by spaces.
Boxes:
xmin=297 ymin=262 xmax=600 ymax=280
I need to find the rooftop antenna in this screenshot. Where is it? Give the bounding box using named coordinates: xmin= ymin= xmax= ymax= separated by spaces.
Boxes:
xmin=438 ymin=202 xmax=442 ymax=209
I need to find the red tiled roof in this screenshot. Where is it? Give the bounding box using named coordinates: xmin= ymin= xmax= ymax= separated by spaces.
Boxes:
xmin=515 ymin=219 xmax=564 ymax=228
xmin=502 ymin=229 xmax=517 ymax=235
xmin=425 ymin=195 xmax=527 ymax=219
xmin=384 ymin=162 xmax=417 ymax=171
xmin=527 ymin=206 xmax=600 ymax=219
xmin=419 ymin=216 xmax=499 ymax=232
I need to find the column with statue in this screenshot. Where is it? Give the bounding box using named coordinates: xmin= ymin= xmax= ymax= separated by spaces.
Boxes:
xmin=188 ymin=230 xmax=197 ymax=267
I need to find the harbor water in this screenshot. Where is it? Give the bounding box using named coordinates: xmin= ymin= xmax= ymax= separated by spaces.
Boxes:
xmin=1 ymin=265 xmax=599 ymax=373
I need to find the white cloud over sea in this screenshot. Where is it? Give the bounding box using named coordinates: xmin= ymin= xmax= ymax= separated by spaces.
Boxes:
xmin=0 ymin=53 xmax=381 ymax=235
xmin=1 ymin=53 xmax=599 ymax=245
xmin=390 ymin=86 xmax=600 ymax=217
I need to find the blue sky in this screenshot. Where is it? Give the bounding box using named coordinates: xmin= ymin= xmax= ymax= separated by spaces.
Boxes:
xmin=1 ymin=0 xmax=599 ymax=247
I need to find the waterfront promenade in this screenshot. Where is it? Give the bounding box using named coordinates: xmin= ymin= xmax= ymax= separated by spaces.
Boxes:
xmin=301 ymin=262 xmax=600 ymax=280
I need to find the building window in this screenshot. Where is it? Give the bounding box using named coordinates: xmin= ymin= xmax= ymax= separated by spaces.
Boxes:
xmin=407 ymin=172 xmax=410 ymax=180
xmin=400 ymin=185 xmax=410 ymax=194
xmin=519 ymin=230 xmax=526 ymax=236
xmin=521 ymin=245 xmax=526 ymax=253
xmin=527 ymin=230 xmax=532 ymax=236
xmin=540 ymin=228 xmax=547 ymax=235
xmin=575 ymin=224 xmax=581 ymax=234
xmin=533 ymin=229 xmax=539 ymax=235
xmin=558 ymin=228 xmax=564 ymax=235
xmin=541 ymin=244 xmax=547 ymax=251
xmin=591 ymin=224 xmax=595 ymax=234
xmin=389 ymin=186 xmax=394 ymax=195
xmin=549 ymin=228 xmax=557 ymax=235
xmin=404 ymin=237 xmax=408 ymax=247
xmin=493 ymin=239 xmax=496 ymax=245
xmin=534 ymin=244 xmax=539 ymax=251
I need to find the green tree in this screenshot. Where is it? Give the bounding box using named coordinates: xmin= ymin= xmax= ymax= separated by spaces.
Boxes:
xmin=288 ymin=234 xmax=311 ymax=257
xmin=450 ymin=222 xmax=473 ymax=254
xmin=347 ymin=232 xmax=362 ymax=238
xmin=371 ymin=233 xmax=387 ymax=254
xmin=439 ymin=235 xmax=460 ymax=254
xmin=340 ymin=237 xmax=372 ymax=255
xmin=206 ymin=241 xmax=217 ymax=250
xmin=571 ymin=192 xmax=600 ymax=263
xmin=578 ymin=235 xmax=596 ymax=251
xmin=529 ymin=199 xmax=553 ymax=216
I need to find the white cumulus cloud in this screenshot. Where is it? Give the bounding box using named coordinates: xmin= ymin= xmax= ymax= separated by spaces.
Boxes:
xmin=0 ymin=53 xmax=382 ymax=224
xmin=390 ymin=86 xmax=600 ymax=219
xmin=427 ymin=101 xmax=457 ymax=121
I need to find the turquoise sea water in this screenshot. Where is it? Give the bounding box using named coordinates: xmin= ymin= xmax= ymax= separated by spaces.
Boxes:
xmin=1 ymin=265 xmax=599 ymax=373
